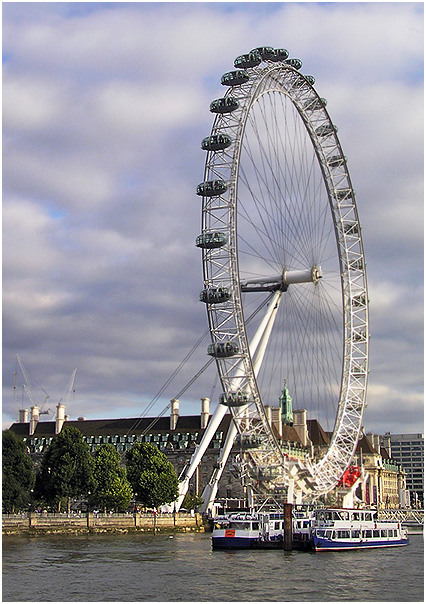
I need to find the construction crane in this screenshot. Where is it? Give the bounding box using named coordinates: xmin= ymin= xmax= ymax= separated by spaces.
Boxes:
xmin=16 ymin=354 xmax=50 ymax=414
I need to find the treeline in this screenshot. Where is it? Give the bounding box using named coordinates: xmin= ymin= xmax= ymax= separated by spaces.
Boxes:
xmin=2 ymin=426 xmax=181 ymax=514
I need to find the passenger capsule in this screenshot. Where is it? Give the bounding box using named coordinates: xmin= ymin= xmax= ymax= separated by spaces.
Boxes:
xmin=199 ymin=287 xmax=231 ymax=304
xmin=353 ymin=331 xmax=367 ymax=342
xmin=250 ymin=46 xmax=275 ymax=60
xmin=304 ymin=75 xmax=316 ymax=85
xmin=315 ymin=123 xmax=337 ymax=137
xmin=328 ymin=155 xmax=346 ymax=168
xmin=201 ymin=134 xmax=232 ymax=152
xmin=234 ymin=52 xmax=261 ymax=69
xmin=236 ymin=434 xmax=262 ymax=448
xmin=219 ymin=390 xmax=249 ymax=407
xmin=196 ymin=180 xmax=227 ymax=197
xmin=207 ymin=341 xmax=239 ymax=357
xmin=221 ymin=70 xmax=250 ymax=87
xmin=195 ymin=232 xmax=227 ymax=249
xmin=343 ymin=221 xmax=359 ymax=235
xmin=352 ymin=293 xmax=366 ymax=307
xmin=210 ymin=97 xmax=239 ymax=114
xmin=303 ymin=98 xmax=327 ymax=110
xmin=349 ymin=259 xmax=363 ymax=271
xmin=336 ymin=188 xmax=353 ymax=201
xmin=285 ymin=58 xmax=303 ymax=70
xmin=270 ymin=48 xmax=289 ymax=62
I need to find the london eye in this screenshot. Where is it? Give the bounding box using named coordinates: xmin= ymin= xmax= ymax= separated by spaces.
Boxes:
xmin=178 ymin=46 xmax=369 ymax=510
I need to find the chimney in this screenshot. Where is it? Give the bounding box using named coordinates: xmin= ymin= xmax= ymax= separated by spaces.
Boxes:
xmin=19 ymin=409 xmax=29 ymax=424
xmin=170 ymin=398 xmax=179 ymax=430
xmin=29 ymin=406 xmax=40 ymax=436
xmin=271 ymin=406 xmax=283 ymax=438
xmin=201 ymin=397 xmax=210 ymax=429
xmin=55 ymin=403 xmax=66 ymax=435
xmin=293 ymin=409 xmax=308 ymax=447
xmin=264 ymin=405 xmax=272 ymax=426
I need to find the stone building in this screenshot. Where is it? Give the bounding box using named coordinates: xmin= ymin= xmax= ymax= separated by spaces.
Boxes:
xmin=8 ymin=401 xmax=406 ymax=507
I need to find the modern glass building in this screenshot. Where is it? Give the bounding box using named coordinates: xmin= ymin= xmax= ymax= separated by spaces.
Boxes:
xmin=381 ymin=433 xmax=424 ymax=506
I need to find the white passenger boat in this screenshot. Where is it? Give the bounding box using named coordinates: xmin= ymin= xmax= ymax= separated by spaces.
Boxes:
xmin=211 ymin=510 xmax=312 ymax=549
xmin=310 ymin=508 xmax=409 ymax=552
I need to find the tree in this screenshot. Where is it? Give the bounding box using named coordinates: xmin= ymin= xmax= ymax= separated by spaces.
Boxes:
xmin=90 ymin=444 xmax=133 ymax=512
xmin=126 ymin=442 xmax=178 ymax=509
xmin=2 ymin=430 xmax=35 ymax=513
xmin=182 ymin=492 xmax=203 ymax=511
xmin=34 ymin=426 xmax=95 ymax=512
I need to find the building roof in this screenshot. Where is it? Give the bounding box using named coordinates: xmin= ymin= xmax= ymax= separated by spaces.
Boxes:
xmin=8 ymin=414 xmax=232 ymax=439
xmin=356 ymin=434 xmax=378 ymax=455
xmin=307 ymin=419 xmax=330 ymax=447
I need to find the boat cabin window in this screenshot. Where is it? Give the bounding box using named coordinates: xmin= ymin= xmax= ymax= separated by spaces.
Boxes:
xmin=363 ymin=530 xmax=372 ymax=538
xmin=274 ymin=522 xmax=281 ymax=530
xmin=252 ymin=522 xmax=259 ymax=530
xmin=373 ymin=530 xmax=380 ymax=538
xmin=325 ymin=530 xmax=333 ymax=539
xmin=351 ymin=530 xmax=360 ymax=538
xmin=381 ymin=530 xmax=388 ymax=538
xmin=337 ymin=530 xmax=350 ymax=539
xmin=229 ymin=522 xmax=250 ymax=530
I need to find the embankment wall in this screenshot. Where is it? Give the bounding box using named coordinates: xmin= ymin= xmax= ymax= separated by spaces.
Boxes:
xmin=2 ymin=512 xmax=204 ymax=536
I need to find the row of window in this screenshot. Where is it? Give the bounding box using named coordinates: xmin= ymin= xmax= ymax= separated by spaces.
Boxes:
xmin=317 ymin=528 xmax=399 ymax=539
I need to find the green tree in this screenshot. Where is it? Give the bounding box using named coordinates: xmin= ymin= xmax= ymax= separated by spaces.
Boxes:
xmin=34 ymin=426 xmax=95 ymax=512
xmin=90 ymin=444 xmax=133 ymax=512
xmin=2 ymin=430 xmax=35 ymax=513
xmin=126 ymin=442 xmax=178 ymax=509
xmin=182 ymin=492 xmax=203 ymax=511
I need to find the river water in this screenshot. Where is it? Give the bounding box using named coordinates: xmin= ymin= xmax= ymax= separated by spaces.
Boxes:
xmin=2 ymin=532 xmax=423 ymax=602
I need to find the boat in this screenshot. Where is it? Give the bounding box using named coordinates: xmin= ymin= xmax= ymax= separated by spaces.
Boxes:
xmin=310 ymin=508 xmax=409 ymax=552
xmin=211 ymin=509 xmax=312 ymax=550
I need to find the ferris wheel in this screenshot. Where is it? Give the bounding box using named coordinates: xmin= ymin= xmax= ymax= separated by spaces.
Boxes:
xmin=196 ymin=46 xmax=369 ymax=504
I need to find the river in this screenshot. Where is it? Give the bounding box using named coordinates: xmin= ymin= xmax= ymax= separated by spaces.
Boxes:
xmin=2 ymin=532 xmax=423 ymax=601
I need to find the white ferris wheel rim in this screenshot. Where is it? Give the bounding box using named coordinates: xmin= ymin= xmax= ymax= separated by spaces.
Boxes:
xmin=198 ymin=51 xmax=369 ymax=497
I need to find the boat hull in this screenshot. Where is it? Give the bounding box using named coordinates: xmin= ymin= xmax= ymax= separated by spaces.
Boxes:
xmin=312 ymin=535 xmax=409 ymax=552
xmin=212 ymin=536 xmax=258 ymax=549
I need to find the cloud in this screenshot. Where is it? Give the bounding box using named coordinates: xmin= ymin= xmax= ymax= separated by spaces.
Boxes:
xmin=3 ymin=2 xmax=423 ymax=439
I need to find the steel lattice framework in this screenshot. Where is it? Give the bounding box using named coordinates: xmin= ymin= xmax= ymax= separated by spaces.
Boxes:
xmin=196 ymin=48 xmax=369 ymax=502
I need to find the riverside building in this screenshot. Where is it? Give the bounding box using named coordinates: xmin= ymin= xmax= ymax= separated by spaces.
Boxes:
xmin=8 ymin=400 xmax=407 ymax=507
xmin=379 ymin=433 xmax=424 ymax=506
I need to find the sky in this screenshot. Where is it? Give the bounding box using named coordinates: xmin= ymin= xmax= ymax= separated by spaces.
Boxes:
xmin=3 ymin=2 xmax=424 ymax=437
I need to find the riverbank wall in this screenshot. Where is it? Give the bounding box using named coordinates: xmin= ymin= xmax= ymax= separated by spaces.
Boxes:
xmin=2 ymin=512 xmax=204 ymax=536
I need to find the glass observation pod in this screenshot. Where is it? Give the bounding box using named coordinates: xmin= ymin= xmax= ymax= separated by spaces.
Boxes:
xmin=199 ymin=287 xmax=232 ymax=304
xmin=303 ymin=97 xmax=327 ymax=110
xmin=207 ymin=341 xmax=239 ymax=357
xmin=236 ymin=434 xmax=262 ymax=448
xmin=353 ymin=331 xmax=367 ymax=342
xmin=270 ymin=48 xmax=289 ymax=62
xmin=344 ymin=221 xmax=359 ymax=235
xmin=328 ymin=155 xmax=346 ymax=168
xmin=210 ymin=97 xmax=239 ymax=114
xmin=221 ymin=70 xmax=250 ymax=87
xmin=195 ymin=231 xmax=227 ymax=249
xmin=336 ymin=188 xmax=353 ymax=200
xmin=219 ymin=390 xmax=249 ymax=407
xmin=352 ymin=293 xmax=367 ymax=307
xmin=248 ymin=466 xmax=280 ymax=481
xmin=315 ymin=123 xmax=337 ymax=137
xmin=349 ymin=258 xmax=363 ymax=271
xmin=196 ymin=180 xmax=228 ymax=197
xmin=234 ymin=52 xmax=261 ymax=69
xmin=293 ymin=74 xmax=315 ymax=88
xmin=285 ymin=58 xmax=303 ymax=70
xmin=250 ymin=46 xmax=275 ymax=60
xmin=201 ymin=134 xmax=232 ymax=152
